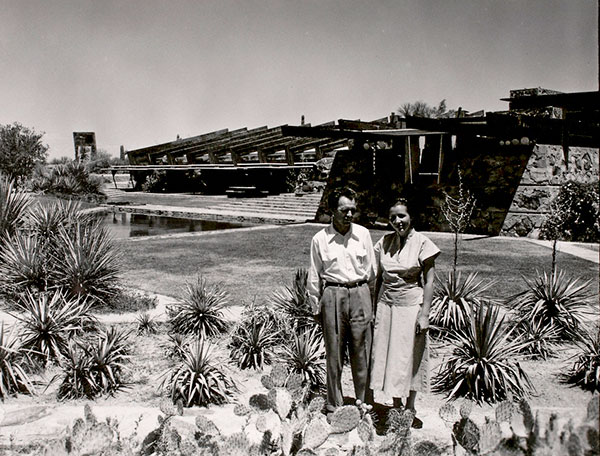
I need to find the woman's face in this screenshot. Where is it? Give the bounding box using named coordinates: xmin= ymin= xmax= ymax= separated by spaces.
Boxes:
xmin=389 ymin=204 xmax=411 ymax=237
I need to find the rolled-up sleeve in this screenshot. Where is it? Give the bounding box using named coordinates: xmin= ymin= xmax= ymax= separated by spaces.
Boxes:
xmin=307 ymin=236 xmax=323 ymax=314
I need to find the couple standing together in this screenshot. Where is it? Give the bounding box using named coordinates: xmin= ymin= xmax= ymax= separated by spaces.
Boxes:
xmin=307 ymin=187 xmax=440 ymax=428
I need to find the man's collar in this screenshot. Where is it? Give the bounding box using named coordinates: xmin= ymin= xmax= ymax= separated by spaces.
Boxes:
xmin=326 ymin=223 xmax=356 ymax=242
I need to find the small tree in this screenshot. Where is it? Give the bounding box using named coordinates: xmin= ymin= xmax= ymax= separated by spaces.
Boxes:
xmin=0 ymin=123 xmax=48 ymax=184
xmin=441 ymin=167 xmax=476 ymax=274
xmin=397 ymin=99 xmax=454 ymax=119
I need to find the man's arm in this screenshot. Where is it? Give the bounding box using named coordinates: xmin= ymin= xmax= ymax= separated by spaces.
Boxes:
xmin=306 ymin=236 xmax=323 ymax=315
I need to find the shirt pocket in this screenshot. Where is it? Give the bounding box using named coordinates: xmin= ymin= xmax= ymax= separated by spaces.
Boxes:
xmin=355 ymin=247 xmax=368 ymax=267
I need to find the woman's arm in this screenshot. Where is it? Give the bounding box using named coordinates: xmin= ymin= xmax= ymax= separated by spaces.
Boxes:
xmin=416 ymin=257 xmax=436 ymax=334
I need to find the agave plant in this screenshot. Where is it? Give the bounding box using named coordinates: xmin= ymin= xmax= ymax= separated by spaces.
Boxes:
xmin=433 ymin=302 xmax=534 ymax=404
xmin=0 ymin=232 xmax=49 ymax=294
xmin=430 ymin=271 xmax=494 ymax=337
xmin=278 ymin=325 xmax=326 ymax=390
xmin=167 ymin=276 xmax=230 ymax=338
xmin=57 ymin=327 xmax=130 ymax=400
xmin=9 ymin=290 xmax=96 ymax=365
xmin=0 ymin=322 xmax=35 ymax=399
xmin=27 ymin=198 xmax=93 ymax=240
xmin=229 ymin=315 xmax=280 ymax=370
xmin=159 ymin=338 xmax=236 ymax=407
xmin=509 ymin=269 xmax=594 ymax=342
xmin=562 ymin=327 xmax=600 ymax=392
xmin=50 ymin=221 xmax=121 ymax=304
xmin=0 ymin=173 xmax=31 ymax=239
xmin=136 ymin=312 xmax=158 ymax=335
xmin=270 ymin=268 xmax=319 ymax=333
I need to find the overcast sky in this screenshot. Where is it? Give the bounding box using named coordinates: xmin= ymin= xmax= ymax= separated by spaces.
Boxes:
xmin=1 ymin=0 xmax=597 ymax=160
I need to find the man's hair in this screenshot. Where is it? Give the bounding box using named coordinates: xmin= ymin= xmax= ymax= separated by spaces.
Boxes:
xmin=328 ymin=187 xmax=357 ymax=211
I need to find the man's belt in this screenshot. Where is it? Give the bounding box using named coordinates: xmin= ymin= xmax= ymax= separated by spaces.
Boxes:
xmin=325 ymin=280 xmax=368 ymax=289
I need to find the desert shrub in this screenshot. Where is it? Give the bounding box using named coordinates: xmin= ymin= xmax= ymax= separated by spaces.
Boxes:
xmin=30 ymin=161 xmax=105 ymax=198
xmin=0 ymin=122 xmax=48 ymax=183
xmin=540 ymin=180 xmax=600 ymax=243
xmin=136 ymin=312 xmax=158 ymax=335
xmin=10 ymin=290 xmax=96 ymax=365
xmin=270 ymin=267 xmax=320 ymax=334
xmin=141 ymin=170 xmax=169 ymax=193
xmin=430 ymin=271 xmax=494 ymax=337
xmin=0 ymin=322 xmax=35 ymax=399
xmin=57 ymin=327 xmax=131 ymax=399
xmin=50 ymin=221 xmax=121 ymax=304
xmin=229 ymin=313 xmax=280 ymax=370
xmin=167 ymin=276 xmax=230 ymax=338
xmin=278 ymin=325 xmax=326 ymax=390
xmin=433 ymin=302 xmax=533 ymax=404
xmin=0 ymin=173 xmax=31 ymax=239
xmin=97 ymin=288 xmax=158 ymax=314
xmin=562 ymin=327 xmax=600 ymax=392
xmin=508 ymin=269 xmax=594 ymax=342
xmin=159 ymin=338 xmax=236 ymax=407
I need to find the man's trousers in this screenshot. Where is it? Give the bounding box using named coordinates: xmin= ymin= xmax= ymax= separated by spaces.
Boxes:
xmin=320 ymin=283 xmax=372 ymax=411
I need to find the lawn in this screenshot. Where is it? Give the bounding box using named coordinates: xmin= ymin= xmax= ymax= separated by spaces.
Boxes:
xmin=116 ymin=224 xmax=599 ymax=307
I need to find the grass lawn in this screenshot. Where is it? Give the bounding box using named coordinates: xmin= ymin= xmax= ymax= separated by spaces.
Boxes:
xmin=117 ymin=224 xmax=599 ymax=307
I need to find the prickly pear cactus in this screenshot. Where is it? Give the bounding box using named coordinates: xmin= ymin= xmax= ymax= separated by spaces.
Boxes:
xmin=261 ymin=374 xmax=275 ymax=390
xmin=452 ymin=417 xmax=480 ymax=454
xmin=271 ymin=364 xmax=289 ymax=387
xmin=329 ymin=405 xmax=361 ymax=434
xmin=478 ymin=420 xmax=502 ymax=454
xmin=494 ymin=400 xmax=516 ymax=423
xmin=287 ymin=371 xmax=304 ymax=392
xmin=280 ymin=420 xmax=294 ymax=456
xmin=357 ymin=413 xmax=374 ymax=443
xmin=459 ymin=400 xmax=473 ymax=419
xmin=413 ymin=440 xmax=443 ymax=455
xmin=234 ymin=403 xmax=251 ymax=416
xmin=249 ymin=393 xmax=272 ymax=411
xmin=586 ymin=394 xmax=599 ymax=423
xmin=303 ymin=415 xmax=331 ymax=449
xmin=439 ymin=403 xmax=459 ymax=427
xmin=269 ymin=387 xmax=293 ymax=420
xmin=219 ymin=432 xmax=251 ymax=456
xmin=308 ymin=396 xmax=326 ymax=415
xmin=195 ymin=415 xmax=220 ymax=437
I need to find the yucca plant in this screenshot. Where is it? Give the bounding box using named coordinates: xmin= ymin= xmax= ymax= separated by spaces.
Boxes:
xmin=430 ymin=271 xmax=494 ymax=337
xmin=136 ymin=312 xmax=158 ymax=335
xmin=229 ymin=316 xmax=280 ymax=370
xmin=9 ymin=290 xmax=96 ymax=365
xmin=509 ymin=318 xmax=561 ymax=360
xmin=27 ymin=198 xmax=93 ymax=240
xmin=167 ymin=276 xmax=230 ymax=338
xmin=270 ymin=268 xmax=319 ymax=334
xmin=161 ymin=333 xmax=190 ymax=360
xmin=0 ymin=232 xmax=49 ymax=294
xmin=0 ymin=322 xmax=35 ymax=399
xmin=159 ymin=338 xmax=236 ymax=407
xmin=0 ymin=173 xmax=31 ymax=239
xmin=509 ymin=269 xmax=594 ymax=342
xmin=57 ymin=327 xmax=130 ymax=400
xmin=433 ymin=302 xmax=534 ymax=404
xmin=562 ymin=327 xmax=600 ymax=392
xmin=278 ymin=325 xmax=326 ymax=390
xmin=50 ymin=221 xmax=120 ymax=304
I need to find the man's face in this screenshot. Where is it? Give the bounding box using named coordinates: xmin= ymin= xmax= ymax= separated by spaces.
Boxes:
xmin=332 ymin=196 xmax=356 ymax=231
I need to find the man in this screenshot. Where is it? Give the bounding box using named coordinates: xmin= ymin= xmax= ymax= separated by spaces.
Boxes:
xmin=307 ymin=187 xmax=376 ymax=412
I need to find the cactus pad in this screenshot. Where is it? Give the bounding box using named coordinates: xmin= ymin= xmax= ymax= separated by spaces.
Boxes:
xmin=329 ymin=405 xmax=361 ymax=433
xmin=256 ymin=415 xmax=268 ymax=433
xmin=308 ymin=396 xmax=326 ymax=415
xmin=270 ymin=364 xmax=289 ymax=388
xmin=268 ymin=387 xmax=293 ymax=419
xmin=249 ymin=393 xmax=272 ymax=411
xmin=357 ymin=413 xmax=374 ymax=443
xmin=413 ymin=440 xmax=443 ymax=455
xmin=479 ymin=421 xmax=502 ymax=454
xmin=220 ymin=432 xmax=251 ymax=456
xmin=495 ymin=400 xmax=516 ymax=423
xmin=518 ymin=399 xmax=534 ymax=432
xmin=459 ymin=400 xmax=473 ymax=419
xmin=453 ymin=417 xmax=480 ymax=454
xmin=280 ymin=420 xmax=293 ymax=456
xmin=303 ymin=416 xmax=331 ymax=449
xmin=296 ymin=449 xmax=318 ymax=456
xmin=234 ymin=403 xmax=251 ymax=416
xmin=261 ymin=374 xmax=275 ymax=391
xmin=195 ymin=415 xmax=220 ymax=436
xmin=287 ymin=372 xmax=304 ymax=391
xmin=439 ymin=403 xmax=459 ymax=425
xmin=586 ymin=394 xmax=599 ymax=423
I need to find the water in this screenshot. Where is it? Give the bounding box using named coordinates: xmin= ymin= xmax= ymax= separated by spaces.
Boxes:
xmin=103 ymin=212 xmax=247 ymax=239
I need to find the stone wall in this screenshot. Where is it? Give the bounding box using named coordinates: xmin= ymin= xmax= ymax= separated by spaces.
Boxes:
xmin=501 ymin=144 xmax=599 ymax=236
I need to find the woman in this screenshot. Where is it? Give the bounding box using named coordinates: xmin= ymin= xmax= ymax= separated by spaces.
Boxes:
xmin=369 ymin=199 xmax=440 ymax=428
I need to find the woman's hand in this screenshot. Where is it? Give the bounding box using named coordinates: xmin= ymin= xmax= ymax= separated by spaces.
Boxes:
xmin=415 ymin=309 xmax=429 ymax=334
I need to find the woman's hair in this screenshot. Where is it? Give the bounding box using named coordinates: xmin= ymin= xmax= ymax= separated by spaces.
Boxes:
xmin=389 ymin=198 xmax=412 ymax=216
xmin=328 ymin=187 xmax=357 ymax=211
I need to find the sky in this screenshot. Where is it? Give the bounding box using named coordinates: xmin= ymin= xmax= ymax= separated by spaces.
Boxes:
xmin=1 ymin=0 xmax=597 ymax=160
